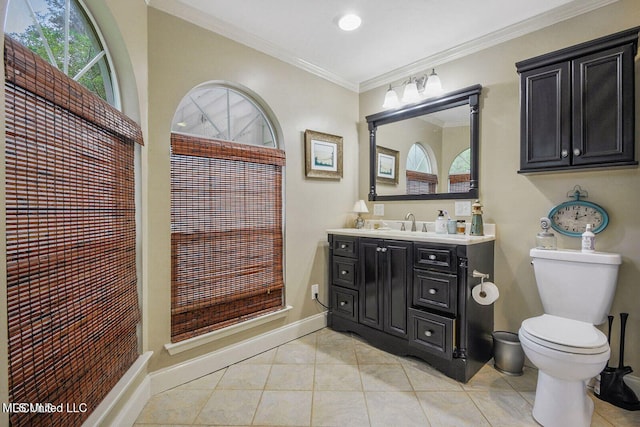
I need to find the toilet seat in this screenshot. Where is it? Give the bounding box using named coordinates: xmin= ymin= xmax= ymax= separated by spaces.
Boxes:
xmin=520 ymin=314 xmax=609 ymax=355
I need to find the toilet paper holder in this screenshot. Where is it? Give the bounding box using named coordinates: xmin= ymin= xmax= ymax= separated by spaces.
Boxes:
xmin=472 ymin=270 xmax=490 ymax=297
xmin=472 ymin=270 xmax=490 ymax=280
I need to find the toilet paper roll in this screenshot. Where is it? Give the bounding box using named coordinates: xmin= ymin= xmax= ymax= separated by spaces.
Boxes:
xmin=472 ymin=281 xmax=499 ymax=305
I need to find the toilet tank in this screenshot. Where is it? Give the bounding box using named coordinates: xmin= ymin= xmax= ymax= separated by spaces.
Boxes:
xmin=530 ymin=248 xmax=621 ymax=325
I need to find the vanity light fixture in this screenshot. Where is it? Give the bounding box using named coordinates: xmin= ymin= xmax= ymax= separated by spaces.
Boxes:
xmin=381 ymin=68 xmax=444 ymax=108
xmin=353 ymin=199 xmax=368 ymax=229
xmin=338 ymin=13 xmax=362 ymax=31
xmin=424 ymin=68 xmax=444 ymax=98
xmin=382 ymin=85 xmax=400 ymax=109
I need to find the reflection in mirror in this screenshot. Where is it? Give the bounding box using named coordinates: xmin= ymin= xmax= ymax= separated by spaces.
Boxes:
xmin=449 ymin=148 xmax=471 ymax=192
xmin=406 ymin=143 xmax=437 ymax=195
xmin=366 ymin=85 xmax=481 ymax=201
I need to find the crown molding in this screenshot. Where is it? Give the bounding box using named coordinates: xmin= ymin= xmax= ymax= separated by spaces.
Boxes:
xmin=146 ymin=0 xmax=359 ymax=92
xmin=359 ymin=0 xmax=619 ymax=92
xmin=147 ymin=0 xmax=618 ymax=94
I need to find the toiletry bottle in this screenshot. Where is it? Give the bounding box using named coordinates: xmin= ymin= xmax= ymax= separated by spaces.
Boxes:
xmin=581 ymin=224 xmax=595 ymax=253
xmin=435 ymin=210 xmax=447 ymax=234
xmin=447 ymin=216 xmax=457 ymax=234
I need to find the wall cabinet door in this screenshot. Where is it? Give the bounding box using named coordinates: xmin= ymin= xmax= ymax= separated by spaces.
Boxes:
xmin=519 ymin=62 xmax=571 ymax=171
xmin=517 ymin=28 xmax=638 ymax=173
xmin=571 ymin=44 xmax=635 ymax=166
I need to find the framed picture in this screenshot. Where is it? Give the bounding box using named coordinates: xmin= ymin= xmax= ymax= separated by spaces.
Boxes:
xmin=376 ymin=146 xmax=399 ymax=184
xmin=304 ymin=129 xmax=343 ymax=179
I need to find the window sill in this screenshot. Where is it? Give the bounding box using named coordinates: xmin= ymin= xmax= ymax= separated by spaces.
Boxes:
xmin=164 ymin=305 xmax=293 ymax=355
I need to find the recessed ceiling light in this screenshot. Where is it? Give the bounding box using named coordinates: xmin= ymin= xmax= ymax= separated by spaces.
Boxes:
xmin=338 ymin=13 xmax=361 ymax=31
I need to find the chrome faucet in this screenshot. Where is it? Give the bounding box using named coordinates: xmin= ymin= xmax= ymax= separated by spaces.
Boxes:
xmin=405 ymin=213 xmax=416 ymax=232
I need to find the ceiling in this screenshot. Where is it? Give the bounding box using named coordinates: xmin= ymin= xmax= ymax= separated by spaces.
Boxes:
xmin=147 ymin=0 xmax=617 ymax=92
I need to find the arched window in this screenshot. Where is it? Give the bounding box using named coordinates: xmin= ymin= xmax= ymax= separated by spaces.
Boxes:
xmin=5 ymin=0 xmax=118 ymax=106
xmin=449 ymin=148 xmax=471 ymax=192
xmin=172 ymin=83 xmax=276 ymax=147
xmin=406 ymin=142 xmax=438 ymax=194
xmin=170 ymin=83 xmax=285 ymax=342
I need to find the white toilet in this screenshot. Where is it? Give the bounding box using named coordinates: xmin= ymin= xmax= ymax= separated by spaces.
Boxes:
xmin=519 ymin=248 xmax=621 ymax=427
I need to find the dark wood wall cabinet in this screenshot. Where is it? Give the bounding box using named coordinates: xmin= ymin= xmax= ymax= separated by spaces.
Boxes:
xmin=328 ymin=233 xmax=494 ymax=383
xmin=516 ymin=27 xmax=639 ymax=173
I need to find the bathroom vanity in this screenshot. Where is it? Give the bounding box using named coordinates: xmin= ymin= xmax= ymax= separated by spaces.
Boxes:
xmin=327 ymin=227 xmax=495 ymax=383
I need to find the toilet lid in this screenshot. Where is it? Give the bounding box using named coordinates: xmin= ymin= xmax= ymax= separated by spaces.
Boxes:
xmin=521 ymin=314 xmax=608 ymax=354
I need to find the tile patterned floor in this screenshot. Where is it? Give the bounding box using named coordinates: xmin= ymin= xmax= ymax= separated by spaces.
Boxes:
xmin=135 ymin=328 xmax=640 ymax=426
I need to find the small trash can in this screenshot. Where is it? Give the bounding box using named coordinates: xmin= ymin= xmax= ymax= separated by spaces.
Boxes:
xmin=492 ymin=331 xmax=524 ymax=376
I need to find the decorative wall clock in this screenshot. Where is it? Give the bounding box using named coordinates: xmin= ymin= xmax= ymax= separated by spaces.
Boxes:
xmin=548 ymin=186 xmax=609 ymax=237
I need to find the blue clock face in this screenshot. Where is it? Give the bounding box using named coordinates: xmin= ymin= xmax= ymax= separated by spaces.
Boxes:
xmin=549 ymin=201 xmax=609 ymax=237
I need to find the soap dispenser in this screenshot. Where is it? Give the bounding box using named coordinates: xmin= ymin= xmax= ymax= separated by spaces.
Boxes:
xmin=470 ymin=200 xmax=484 ymax=236
xmin=536 ymin=217 xmax=557 ymax=250
xmin=435 ymin=210 xmax=447 ymax=234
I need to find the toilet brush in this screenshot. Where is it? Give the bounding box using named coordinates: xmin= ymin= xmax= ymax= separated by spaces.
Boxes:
xmin=596 ymin=313 xmax=640 ymax=410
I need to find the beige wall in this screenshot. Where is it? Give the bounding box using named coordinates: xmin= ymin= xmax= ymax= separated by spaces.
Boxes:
xmin=359 ymin=0 xmax=640 ymax=370
xmin=1 ymin=0 xmax=640 ymax=417
xmin=145 ymin=8 xmax=359 ymax=370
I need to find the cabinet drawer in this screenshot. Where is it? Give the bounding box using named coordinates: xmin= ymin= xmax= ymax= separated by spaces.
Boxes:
xmin=414 ymin=245 xmax=456 ymax=272
xmin=413 ymin=269 xmax=457 ymax=315
xmin=332 ymin=256 xmax=358 ymax=289
xmin=408 ymin=308 xmax=454 ymax=360
xmin=332 ymin=236 xmax=358 ymax=258
xmin=331 ymin=286 xmax=358 ymax=322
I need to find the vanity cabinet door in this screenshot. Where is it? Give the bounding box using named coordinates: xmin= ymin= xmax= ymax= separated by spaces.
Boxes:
xmin=358 ymin=238 xmax=411 ymax=338
xmin=383 ymin=241 xmax=411 ymax=338
xmin=359 ymin=239 xmax=384 ymax=331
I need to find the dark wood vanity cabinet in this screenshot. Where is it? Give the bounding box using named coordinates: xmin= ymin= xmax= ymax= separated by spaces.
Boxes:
xmin=517 ymin=27 xmax=639 ymax=173
xmin=328 ymin=234 xmax=494 ymax=383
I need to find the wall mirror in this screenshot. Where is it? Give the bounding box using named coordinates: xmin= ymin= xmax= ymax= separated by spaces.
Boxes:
xmin=367 ymin=84 xmax=481 ymax=201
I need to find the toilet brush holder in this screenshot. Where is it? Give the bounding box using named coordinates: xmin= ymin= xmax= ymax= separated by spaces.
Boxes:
xmin=595 ymin=313 xmax=640 ymax=411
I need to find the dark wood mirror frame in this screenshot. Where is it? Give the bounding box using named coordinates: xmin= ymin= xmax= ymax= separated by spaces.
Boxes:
xmin=366 ymin=84 xmax=482 ymax=201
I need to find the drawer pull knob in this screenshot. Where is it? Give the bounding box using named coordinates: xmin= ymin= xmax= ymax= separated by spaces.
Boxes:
xmin=424 ymin=330 xmax=434 ymax=337
xmin=340 ymin=301 xmax=347 ymax=306
xmin=428 ymin=254 xmax=436 ymax=260
xmin=340 ymin=244 xmax=347 ymax=249
xmin=428 ymin=288 xmax=437 ymax=295
xmin=341 ymin=270 xmax=348 ymax=275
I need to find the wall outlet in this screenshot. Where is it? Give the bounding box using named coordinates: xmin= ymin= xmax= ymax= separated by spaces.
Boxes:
xmin=373 ymin=204 xmax=384 ymax=216
xmin=311 ymin=284 xmax=319 ymax=300
xmin=455 ymin=201 xmax=472 ymax=217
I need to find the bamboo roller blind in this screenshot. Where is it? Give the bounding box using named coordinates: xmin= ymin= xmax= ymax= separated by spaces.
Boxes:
xmin=406 ymin=170 xmax=438 ymax=195
xmin=171 ymin=133 xmax=285 ymax=342
xmin=4 ymin=35 xmax=141 ymax=427
xmin=449 ymin=173 xmax=471 ymax=192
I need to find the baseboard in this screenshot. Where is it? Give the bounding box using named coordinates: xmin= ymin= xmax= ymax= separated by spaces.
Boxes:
xmin=82 ymin=351 xmax=153 ymax=427
xmin=99 ymin=312 xmax=327 ymax=426
xmin=624 ymin=374 xmax=640 ymax=396
xmin=149 ymin=311 xmax=328 ymax=395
